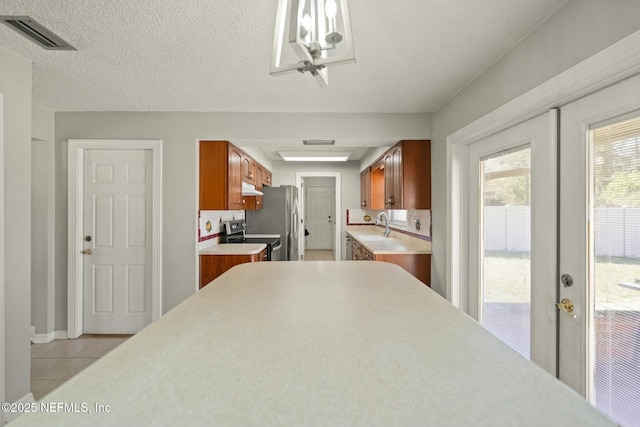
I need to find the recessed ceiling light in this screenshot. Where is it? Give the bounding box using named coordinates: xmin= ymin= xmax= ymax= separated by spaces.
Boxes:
xmin=279 ymin=151 xmax=351 ymax=162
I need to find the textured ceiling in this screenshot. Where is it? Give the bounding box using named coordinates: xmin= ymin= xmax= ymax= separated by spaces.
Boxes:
xmin=0 ymin=0 xmax=569 ymax=114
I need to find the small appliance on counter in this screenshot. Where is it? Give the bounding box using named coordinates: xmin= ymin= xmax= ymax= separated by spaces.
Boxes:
xmin=245 ymin=185 xmax=300 ymax=261
xmin=222 ymin=219 xmax=282 ymax=261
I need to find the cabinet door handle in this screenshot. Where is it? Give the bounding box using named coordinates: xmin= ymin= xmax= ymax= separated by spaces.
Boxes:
xmin=361 ymin=201 xmax=367 ymax=207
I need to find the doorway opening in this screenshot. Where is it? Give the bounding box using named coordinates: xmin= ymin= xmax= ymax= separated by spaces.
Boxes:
xmin=296 ymin=172 xmax=341 ymax=261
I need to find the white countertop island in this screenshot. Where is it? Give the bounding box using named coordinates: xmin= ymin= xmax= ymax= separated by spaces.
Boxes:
xmin=10 ymin=262 xmax=613 ymax=426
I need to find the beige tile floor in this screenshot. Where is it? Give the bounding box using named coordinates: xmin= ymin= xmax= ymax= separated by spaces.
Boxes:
xmin=31 ymin=336 xmax=130 ymax=400
xmin=304 ymin=250 xmax=335 ymax=261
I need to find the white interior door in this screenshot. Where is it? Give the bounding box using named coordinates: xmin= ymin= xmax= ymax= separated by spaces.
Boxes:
xmin=305 ymin=185 xmax=332 ymax=250
xmin=0 ymin=93 xmax=5 ymax=424
xmin=468 ymin=111 xmax=558 ymax=375
xmin=559 ymin=73 xmax=640 ymax=426
xmin=83 ymin=149 xmax=153 ymax=334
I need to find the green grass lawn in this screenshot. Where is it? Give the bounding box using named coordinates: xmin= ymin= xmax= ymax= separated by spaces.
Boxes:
xmin=483 ymin=251 xmax=640 ymax=310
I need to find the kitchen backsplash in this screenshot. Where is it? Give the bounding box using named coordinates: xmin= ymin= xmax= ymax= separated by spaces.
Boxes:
xmin=346 ymin=208 xmax=431 ymax=241
xmin=198 ymin=210 xmax=245 ymax=250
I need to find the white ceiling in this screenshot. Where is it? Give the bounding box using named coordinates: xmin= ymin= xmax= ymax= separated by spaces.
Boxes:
xmin=0 ymin=0 xmax=568 ymax=159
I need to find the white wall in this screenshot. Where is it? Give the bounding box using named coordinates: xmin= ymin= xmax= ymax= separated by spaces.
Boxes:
xmin=430 ymin=0 xmax=640 ymax=298
xmin=358 ymin=146 xmax=389 ymax=173
xmin=0 ymin=46 xmax=32 ymax=403
xmin=54 ymin=112 xmax=430 ymax=322
xmin=31 ymin=104 xmax=55 ymax=337
xmin=272 ymin=160 xmax=360 ymax=259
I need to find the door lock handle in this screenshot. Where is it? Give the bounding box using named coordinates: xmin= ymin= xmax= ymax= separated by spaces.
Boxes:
xmin=555 ymin=298 xmax=576 ymax=318
xmin=81 ymin=248 xmax=93 ymax=255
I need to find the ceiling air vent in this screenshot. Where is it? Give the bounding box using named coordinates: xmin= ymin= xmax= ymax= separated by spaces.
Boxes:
xmin=0 ymin=16 xmax=76 ymax=50
xmin=303 ymin=140 xmax=335 ymax=146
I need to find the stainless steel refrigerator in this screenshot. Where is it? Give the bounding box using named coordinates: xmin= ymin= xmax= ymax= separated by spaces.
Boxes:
xmin=246 ymin=185 xmax=300 ymax=261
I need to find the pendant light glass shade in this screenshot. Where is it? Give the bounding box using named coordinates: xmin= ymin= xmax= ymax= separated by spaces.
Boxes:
xmin=271 ymin=0 xmax=355 ymax=86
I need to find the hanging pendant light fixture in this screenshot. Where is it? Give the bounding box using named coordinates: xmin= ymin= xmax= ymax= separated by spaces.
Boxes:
xmin=270 ymin=0 xmax=355 ymax=86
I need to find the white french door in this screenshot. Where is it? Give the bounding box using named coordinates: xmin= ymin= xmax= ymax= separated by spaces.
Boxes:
xmin=468 ymin=111 xmax=558 ymax=375
xmin=559 ymin=73 xmax=640 ymax=426
xmin=467 ymin=76 xmax=640 ymax=426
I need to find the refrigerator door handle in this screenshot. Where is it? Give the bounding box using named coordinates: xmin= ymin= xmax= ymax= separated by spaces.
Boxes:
xmin=292 ymin=197 xmax=300 ymax=238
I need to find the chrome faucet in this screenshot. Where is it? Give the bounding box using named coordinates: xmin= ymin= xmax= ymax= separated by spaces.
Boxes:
xmin=376 ymin=211 xmax=391 ymax=238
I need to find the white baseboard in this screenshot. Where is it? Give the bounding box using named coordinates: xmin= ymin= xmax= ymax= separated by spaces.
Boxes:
xmin=31 ymin=330 xmax=68 ymax=344
xmin=54 ymin=330 xmax=68 ymax=340
xmin=32 ymin=332 xmax=54 ymax=344
xmin=3 ymin=392 xmax=35 ymax=423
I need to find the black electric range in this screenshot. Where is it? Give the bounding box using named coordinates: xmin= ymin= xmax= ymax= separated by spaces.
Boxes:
xmin=221 ymin=220 xmax=282 ymax=261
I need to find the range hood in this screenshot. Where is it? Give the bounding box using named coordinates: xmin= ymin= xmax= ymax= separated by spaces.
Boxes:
xmin=242 ymin=182 xmax=263 ymax=196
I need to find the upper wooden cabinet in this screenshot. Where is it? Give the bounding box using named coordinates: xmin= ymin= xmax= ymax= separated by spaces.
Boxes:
xmin=199 ymin=141 xmax=272 ymax=210
xmin=370 ymin=159 xmax=385 ymax=209
xmin=242 ymin=155 xmax=257 ymax=185
xmin=261 ymin=166 xmax=272 ymax=188
xmin=370 ymin=140 xmax=431 ymax=210
xmin=384 ymin=144 xmax=404 ymax=209
xmin=360 ymin=167 xmax=371 ymax=208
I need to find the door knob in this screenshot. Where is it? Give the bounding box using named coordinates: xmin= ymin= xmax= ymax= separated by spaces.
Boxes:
xmin=555 ymin=298 xmax=576 ymax=318
xmin=81 ymin=249 xmax=93 ymax=255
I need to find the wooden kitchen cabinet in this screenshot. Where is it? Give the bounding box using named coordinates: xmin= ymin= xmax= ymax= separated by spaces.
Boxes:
xmin=352 ymin=239 xmax=362 ymax=260
xmin=246 ymin=166 xmax=264 ymax=210
xmin=199 ymin=249 xmax=267 ymax=288
xmin=261 ymin=166 xmax=272 ymax=187
xmin=360 ymin=167 xmax=371 ymax=208
xmin=200 ymin=141 xmax=244 ymax=210
xmin=382 ymin=140 xmax=431 ymax=210
xmin=384 ymin=145 xmax=402 ymax=209
xmin=370 ymin=159 xmax=385 ymax=210
xmin=242 ymin=154 xmax=257 ymax=185
xmin=374 ymin=253 xmax=430 ymax=285
xmin=246 ymin=164 xmax=272 ymax=210
xmin=199 ymin=141 xmax=272 ymax=211
xmin=349 ymin=234 xmax=430 ymax=286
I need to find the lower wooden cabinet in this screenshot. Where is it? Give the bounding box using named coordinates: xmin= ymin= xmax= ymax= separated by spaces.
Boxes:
xmin=373 ymin=253 xmax=430 ymax=286
xmin=200 ymin=250 xmax=266 ymax=288
xmin=351 ymin=239 xmax=430 ymax=286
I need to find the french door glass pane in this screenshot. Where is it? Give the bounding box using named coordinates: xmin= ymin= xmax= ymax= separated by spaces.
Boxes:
xmin=481 ymin=147 xmax=532 ymax=359
xmin=590 ymin=115 xmax=640 ymax=427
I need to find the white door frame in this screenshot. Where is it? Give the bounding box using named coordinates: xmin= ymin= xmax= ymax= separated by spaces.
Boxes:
xmin=446 ymin=29 xmax=640 ymax=311
xmin=68 ymin=139 xmax=163 ymax=339
xmin=296 ymin=172 xmax=341 ymax=260
xmin=0 ymin=93 xmax=5 ymax=423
